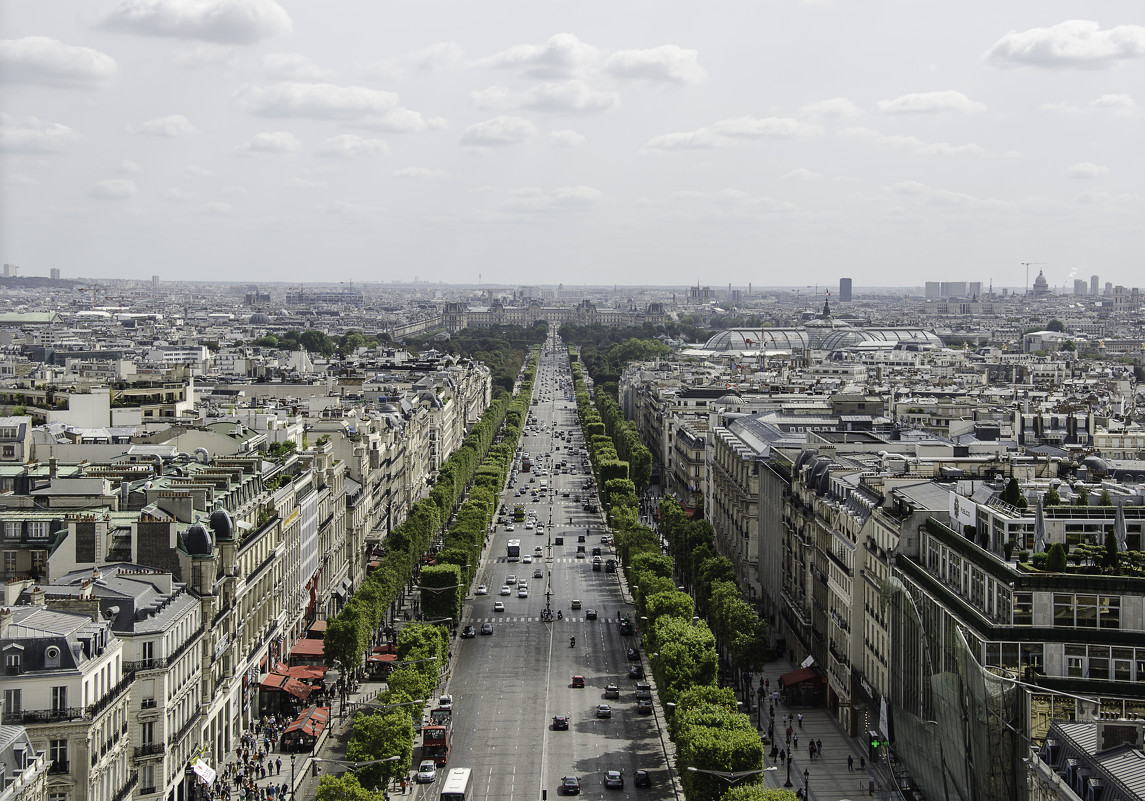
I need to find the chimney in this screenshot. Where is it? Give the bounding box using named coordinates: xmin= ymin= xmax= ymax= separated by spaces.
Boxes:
xmin=30 ymin=586 xmax=46 ymax=606
xmin=49 ymin=458 xmax=58 ymax=479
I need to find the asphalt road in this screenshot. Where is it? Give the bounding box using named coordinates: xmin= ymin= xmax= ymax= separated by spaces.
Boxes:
xmin=440 ymin=337 xmax=675 ymax=801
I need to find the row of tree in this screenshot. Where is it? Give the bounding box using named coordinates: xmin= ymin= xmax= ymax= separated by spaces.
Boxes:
xmin=567 ymin=348 xmax=788 ymax=801
xmin=320 ymin=349 xmax=541 ymax=793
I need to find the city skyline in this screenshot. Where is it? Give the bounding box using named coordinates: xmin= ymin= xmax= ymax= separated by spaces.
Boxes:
xmin=2 ymin=1 xmax=1143 ymax=287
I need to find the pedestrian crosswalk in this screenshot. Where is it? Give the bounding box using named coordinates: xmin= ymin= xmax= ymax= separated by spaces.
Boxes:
xmin=467 ymin=616 xmax=594 ymax=623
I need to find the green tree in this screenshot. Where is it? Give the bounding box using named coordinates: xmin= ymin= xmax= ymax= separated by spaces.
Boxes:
xmin=419 ymin=564 xmax=464 ymax=623
xmin=346 ymin=710 xmax=414 ymax=789
xmin=1002 ymin=477 xmax=1022 ymax=506
xmin=1099 ymin=489 xmax=1113 ymax=506
xmin=1044 ymin=486 xmax=1061 ymax=507
xmin=315 ymin=773 xmax=386 ymax=801
xmin=1075 ymin=486 xmax=1089 ymax=506
xmin=1046 ymin=542 xmax=1068 ymax=572
xmin=1103 ymin=530 xmax=1120 ymax=570
xmin=722 ymin=785 xmax=799 ymax=801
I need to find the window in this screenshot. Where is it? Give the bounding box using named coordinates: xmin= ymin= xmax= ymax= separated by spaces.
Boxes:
xmin=49 ymin=739 xmax=66 ymax=767
xmin=2 ymin=551 xmax=15 ymax=576
xmin=3 ymin=522 xmax=19 ymax=538
xmin=45 ymin=645 xmax=60 ymax=668
xmin=5 ymin=651 xmax=20 ymax=674
xmin=4 ymin=688 xmax=21 ymax=714
xmin=1013 ymin=593 xmax=1033 ymax=626
xmin=140 ymin=721 xmax=154 ymax=745
xmin=1066 ymin=644 xmax=1085 ymax=678
xmin=51 ymin=686 xmax=67 ymax=711
xmin=2 ymin=446 xmax=14 ymax=458
xmin=28 ymin=521 xmax=49 ymax=539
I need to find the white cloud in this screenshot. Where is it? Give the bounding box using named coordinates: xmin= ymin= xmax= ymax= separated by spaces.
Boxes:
xmin=501 ymin=185 xmax=602 ymax=213
xmin=0 ymin=36 xmax=118 ymax=88
xmin=1091 ymin=93 xmax=1138 ymax=115
xmin=986 ymin=20 xmax=1145 ymax=69
xmin=360 ymin=108 xmax=448 ymax=133
xmin=460 ymin=116 xmax=538 ymax=147
xmin=200 ymin=201 xmax=235 ymax=214
xmin=261 ymin=53 xmax=333 ymax=80
xmin=130 ymin=114 xmax=197 ymax=137
xmin=712 ymin=116 xmax=824 ymax=139
xmin=234 ymin=130 xmax=300 ymax=155
xmin=162 ymin=187 xmax=193 ymax=201
xmin=118 ymin=160 xmax=143 ymax=173
xmin=877 ymin=90 xmax=985 ymax=114
xmin=548 ymin=129 xmax=586 ymax=147
xmin=780 ymin=168 xmax=824 ymax=181
xmin=522 ymin=80 xmax=619 ymax=114
xmin=840 ymin=126 xmax=987 ymax=156
xmin=799 ymin=97 xmax=862 ymax=118
xmin=1073 ymin=190 xmax=1138 ymax=204
xmin=883 ymin=180 xmax=998 ymax=209
xmin=168 ymin=43 xmax=234 ymax=68
xmin=394 ymin=167 xmax=449 ymax=180
xmin=241 ymin=82 xmax=399 ymax=120
xmin=0 ymin=114 xmax=80 ymax=153
xmin=315 ymin=134 xmax=388 ymax=158
xmin=89 ymin=178 xmax=138 ymax=199
xmin=409 ymin=42 xmax=463 ymax=71
xmin=1040 ymin=101 xmax=1082 ymax=114
xmin=1067 ymin=161 xmax=1108 ymax=179
xmin=469 ymin=85 xmax=512 ymax=111
xmin=602 ymin=45 xmax=704 ymax=85
xmin=99 ymin=0 xmax=292 ymax=44
xmin=478 ymin=33 xmax=598 ymax=78
xmin=325 ymin=200 xmax=385 ymax=219
xmin=644 ymin=116 xmax=821 ymax=152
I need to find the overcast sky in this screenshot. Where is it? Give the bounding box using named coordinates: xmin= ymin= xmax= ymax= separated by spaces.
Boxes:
xmin=2 ymin=1 xmax=1142 ymax=290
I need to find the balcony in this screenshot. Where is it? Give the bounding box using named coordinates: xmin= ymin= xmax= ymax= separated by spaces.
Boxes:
xmin=134 ymin=743 xmax=165 ymax=759
xmin=4 ymin=707 xmax=84 ymax=725
xmin=140 ymin=699 xmax=157 ymax=710
xmin=112 ymin=772 xmax=139 ymax=801
xmin=48 ymin=761 xmax=69 ymax=774
xmin=87 ymin=673 xmax=132 ymax=718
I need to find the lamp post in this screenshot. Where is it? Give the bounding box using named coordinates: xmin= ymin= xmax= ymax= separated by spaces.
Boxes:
xmin=685 ymin=766 xmax=775 ymax=787
xmin=804 ymin=768 xmax=810 ymax=800
xmin=290 ymin=753 xmax=295 ymax=800
xmin=785 ymin=729 xmax=793 ymax=787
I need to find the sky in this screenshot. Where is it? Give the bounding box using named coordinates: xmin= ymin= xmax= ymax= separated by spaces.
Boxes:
xmin=1 ymin=1 xmax=1143 ymax=290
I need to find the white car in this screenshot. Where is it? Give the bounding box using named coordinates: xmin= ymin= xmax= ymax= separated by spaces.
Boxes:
xmin=417 ymin=760 xmax=437 ymax=783
xmin=494 ymin=601 xmax=505 ymax=612
xmin=476 ymin=585 xmax=488 ymax=595
xmin=500 ymin=585 xmax=511 ymax=596
xmin=523 ymin=555 xmax=533 ymax=564
xmin=506 ymin=575 xmax=517 ymax=585
xmin=525 ymin=521 xmax=535 ymax=530
xmin=518 ymin=587 xmax=528 ymax=598
xmin=505 ymin=524 xmax=515 ymax=532
xmin=438 ymin=695 xmax=453 ymax=709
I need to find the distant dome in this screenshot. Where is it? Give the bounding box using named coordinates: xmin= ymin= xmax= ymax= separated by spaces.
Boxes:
xmin=703 ymin=329 xmax=810 ymax=352
xmin=250 ymin=313 xmax=271 ymax=325
xmin=209 ymin=508 xmax=234 ymax=541
xmin=183 ymin=523 xmax=213 ymax=556
xmin=1032 ymin=270 xmax=1051 ymax=297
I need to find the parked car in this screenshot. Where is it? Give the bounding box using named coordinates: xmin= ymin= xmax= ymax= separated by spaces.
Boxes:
xmin=476 ymin=585 xmax=488 ymax=595
xmin=628 ymin=665 xmax=645 ymax=679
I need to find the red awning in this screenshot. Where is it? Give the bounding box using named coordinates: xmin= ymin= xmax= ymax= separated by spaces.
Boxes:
xmin=368 ymin=653 xmax=397 ymax=664
xmin=285 ymin=705 xmax=331 ymax=738
xmin=258 ymin=673 xmax=316 ymax=700
xmin=779 ymin=667 xmax=824 ymax=688
xmin=289 ymin=638 xmax=325 ymax=659
xmin=308 ymin=620 xmax=328 ymax=633
xmin=279 ymin=665 xmax=327 ymax=681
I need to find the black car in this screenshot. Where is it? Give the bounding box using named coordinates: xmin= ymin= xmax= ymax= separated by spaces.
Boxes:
xmin=634 ymin=770 xmax=651 ymax=788
xmin=636 ymin=698 xmax=653 ymax=715
xmin=553 ymin=715 xmax=569 ymax=730
xmin=618 ymin=619 xmax=633 ymax=635
xmin=626 ymin=647 xmax=640 ymax=662
xmin=461 ymin=625 xmax=476 ymax=639
xmin=628 ymin=664 xmax=645 ymax=679
xmin=480 ymin=622 xmax=494 ymax=635
xmin=585 ymin=608 xmax=597 ymax=620
xmin=561 ymin=776 xmax=581 ymax=795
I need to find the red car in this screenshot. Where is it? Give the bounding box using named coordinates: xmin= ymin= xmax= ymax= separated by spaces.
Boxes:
xmin=572 ymin=675 xmax=585 ymax=688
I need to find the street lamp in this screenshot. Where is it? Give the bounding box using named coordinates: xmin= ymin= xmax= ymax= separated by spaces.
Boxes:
xmin=350 ymin=697 xmax=426 ymax=717
xmin=311 ymin=755 xmax=401 ymax=778
xmin=290 ymin=754 xmax=295 ymax=799
xmin=804 ymin=768 xmax=810 ymax=800
xmin=784 ymin=729 xmax=793 ymax=787
xmin=685 ymin=766 xmax=774 ymax=786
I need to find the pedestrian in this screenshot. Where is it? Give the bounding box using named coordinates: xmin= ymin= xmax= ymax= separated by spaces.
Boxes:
xmin=793 ymin=733 xmax=798 ymax=748
xmin=860 ymin=755 xmax=866 ymax=770
xmin=765 ymin=678 xmax=770 ymax=690
xmin=769 ymin=705 xmax=775 ymax=718
xmin=816 ymin=738 xmax=823 ymax=755
xmin=808 ymin=742 xmax=814 ymax=760
xmin=848 ymin=754 xmax=854 ymax=771
xmin=779 ymin=748 xmax=786 ymax=763
xmin=797 ymin=713 xmax=803 ymax=728
xmin=276 ymin=757 xmax=282 ymax=775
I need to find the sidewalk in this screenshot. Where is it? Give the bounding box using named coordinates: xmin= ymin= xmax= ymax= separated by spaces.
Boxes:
xmin=754 ymin=656 xmax=900 ymax=801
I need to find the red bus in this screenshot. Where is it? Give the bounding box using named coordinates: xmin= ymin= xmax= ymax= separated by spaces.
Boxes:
xmin=422 ymin=716 xmax=452 ymax=765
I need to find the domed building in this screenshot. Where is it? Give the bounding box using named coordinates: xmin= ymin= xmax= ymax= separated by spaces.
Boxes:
xmin=1032 ymin=270 xmax=1051 ymax=298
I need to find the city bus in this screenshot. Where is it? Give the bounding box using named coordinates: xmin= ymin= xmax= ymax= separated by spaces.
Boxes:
xmin=422 ymin=715 xmax=452 ymax=765
xmin=440 ymin=767 xmax=471 ymax=801
xmin=507 ymin=539 xmax=521 ymax=561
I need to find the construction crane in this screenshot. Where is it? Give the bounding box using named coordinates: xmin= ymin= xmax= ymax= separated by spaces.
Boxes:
xmin=1021 ymin=262 xmax=1045 ymax=295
